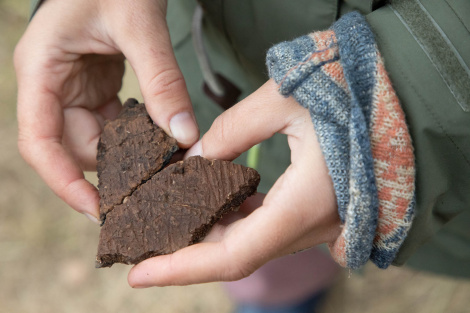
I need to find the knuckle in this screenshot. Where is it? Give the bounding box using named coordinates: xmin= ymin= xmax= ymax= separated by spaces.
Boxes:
xmin=225 ymin=258 xmax=257 ymax=281
xmin=220 ymin=243 xmax=257 ymax=281
xmin=146 ymin=68 xmax=186 ymax=99
xmin=208 ymin=112 xmax=240 ymax=160
xmin=212 ymin=111 xmax=233 ymax=145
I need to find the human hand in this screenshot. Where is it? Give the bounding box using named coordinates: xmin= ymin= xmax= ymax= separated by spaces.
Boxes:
xmin=127 ymin=80 xmax=341 ymax=287
xmin=14 ymin=0 xmax=199 ymax=222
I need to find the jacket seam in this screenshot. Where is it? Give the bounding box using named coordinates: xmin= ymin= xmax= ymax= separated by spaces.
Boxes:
xmin=445 ymin=0 xmax=470 ymax=35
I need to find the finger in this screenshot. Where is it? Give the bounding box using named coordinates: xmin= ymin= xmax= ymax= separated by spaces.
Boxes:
xmin=127 ymin=195 xmax=314 ymax=287
xmin=203 ymin=193 xmax=266 ymax=242
xmin=259 ymin=121 xmax=340 ymax=254
xmin=128 ymin=199 xmax=280 ymax=287
xmin=128 ymin=242 xmax=242 ymax=287
xmin=128 ymin=194 xmax=267 ymax=287
xmin=261 ymin=168 xmax=340 ymax=256
xmin=62 ymin=107 xmax=101 ymax=171
xmin=62 ymin=97 xmax=122 ymax=171
xmin=18 ymin=135 xmax=101 ymax=223
xmin=129 ymin=146 xmax=338 ymax=287
xmin=235 ymin=192 xmax=266 ymax=217
xmin=111 ymin=1 xmax=199 ymax=148
xmin=96 ymin=95 xmax=122 ymax=122
xmin=185 ymin=80 xmax=306 ymax=160
xmin=127 ymin=178 xmax=333 ymax=287
xmin=16 ymin=81 xmax=100 ymax=222
xmin=127 ymin=211 xmax=276 ymax=287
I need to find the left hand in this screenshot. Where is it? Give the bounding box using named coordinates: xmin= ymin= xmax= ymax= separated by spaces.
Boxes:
xmin=127 ymin=80 xmax=341 ymax=287
xmin=14 ymin=0 xmax=198 ymax=221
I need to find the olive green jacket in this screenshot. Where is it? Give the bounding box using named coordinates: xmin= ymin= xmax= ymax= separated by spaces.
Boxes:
xmin=167 ymin=0 xmax=470 ymax=277
xmin=31 ymin=0 xmax=470 ymax=277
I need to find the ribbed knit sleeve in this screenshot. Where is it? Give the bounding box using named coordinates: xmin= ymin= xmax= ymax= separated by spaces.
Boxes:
xmin=266 ymin=12 xmax=416 ymax=269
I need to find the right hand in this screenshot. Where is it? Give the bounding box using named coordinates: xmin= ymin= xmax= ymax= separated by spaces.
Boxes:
xmin=14 ymin=0 xmax=199 ymax=222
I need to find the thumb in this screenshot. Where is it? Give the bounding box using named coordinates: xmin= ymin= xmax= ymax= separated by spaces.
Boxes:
xmin=186 ymin=80 xmax=305 ymax=160
xmin=115 ymin=1 xmax=199 ymax=148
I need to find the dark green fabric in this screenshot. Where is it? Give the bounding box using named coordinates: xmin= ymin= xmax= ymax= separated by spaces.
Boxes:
xmin=172 ymin=0 xmax=470 ymax=277
xmin=29 ymin=0 xmax=44 ymax=20
xmin=367 ymin=2 xmax=470 ymax=277
xmin=168 ymin=0 xmax=470 ymax=277
xmin=447 ymin=0 xmax=470 ymax=32
xmin=406 ymin=212 xmax=470 ymax=277
xmin=342 ymin=0 xmax=387 ymax=14
xmin=198 ymin=0 xmax=339 ymax=83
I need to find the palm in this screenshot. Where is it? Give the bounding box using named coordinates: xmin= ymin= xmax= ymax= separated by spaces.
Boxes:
xmin=45 ymin=54 xmax=126 ymax=170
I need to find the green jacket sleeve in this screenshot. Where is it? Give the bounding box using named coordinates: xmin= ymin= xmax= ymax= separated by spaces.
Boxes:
xmin=195 ymin=0 xmax=470 ymax=275
xmin=30 ymin=0 xmax=44 ymax=20
xmin=366 ymin=0 xmax=470 ymax=275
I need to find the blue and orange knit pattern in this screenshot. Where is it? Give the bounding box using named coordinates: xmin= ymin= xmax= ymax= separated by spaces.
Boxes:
xmin=266 ymin=12 xmax=416 ymax=269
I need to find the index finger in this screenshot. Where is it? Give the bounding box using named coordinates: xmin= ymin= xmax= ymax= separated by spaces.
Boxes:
xmin=109 ymin=0 xmax=199 ymax=148
xmin=127 ymin=174 xmax=337 ymax=287
xmin=16 ymin=62 xmax=100 ymax=222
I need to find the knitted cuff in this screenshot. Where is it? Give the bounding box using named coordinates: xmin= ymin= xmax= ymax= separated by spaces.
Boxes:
xmin=266 ymin=12 xmax=415 ymax=269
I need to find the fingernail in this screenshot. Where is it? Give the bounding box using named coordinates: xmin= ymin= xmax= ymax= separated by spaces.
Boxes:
xmin=169 ymin=112 xmax=199 ymax=145
xmin=84 ymin=213 xmax=100 ymax=225
xmin=185 ymin=140 xmax=203 ymax=158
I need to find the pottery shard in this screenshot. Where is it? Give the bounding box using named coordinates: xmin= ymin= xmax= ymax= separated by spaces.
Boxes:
xmin=95 ymin=98 xmax=260 ymax=268
xmin=96 ymin=98 xmax=178 ymax=220
xmin=96 ymin=156 xmax=260 ymax=268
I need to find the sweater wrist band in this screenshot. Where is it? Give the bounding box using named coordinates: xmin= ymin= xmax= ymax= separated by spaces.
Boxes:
xmin=266 ymin=12 xmax=416 ymax=269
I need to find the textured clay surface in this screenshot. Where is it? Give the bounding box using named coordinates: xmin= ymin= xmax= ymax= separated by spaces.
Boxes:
xmin=96 ymin=156 xmax=260 ymax=268
xmin=96 ymin=98 xmax=178 ymax=220
xmin=96 ymin=99 xmax=260 ymax=268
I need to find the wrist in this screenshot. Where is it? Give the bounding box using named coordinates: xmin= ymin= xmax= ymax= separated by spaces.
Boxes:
xmin=267 ymin=12 xmax=416 ymax=269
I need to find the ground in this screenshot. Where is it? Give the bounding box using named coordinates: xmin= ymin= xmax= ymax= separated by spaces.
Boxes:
xmin=1 ymin=1 xmax=469 ymax=312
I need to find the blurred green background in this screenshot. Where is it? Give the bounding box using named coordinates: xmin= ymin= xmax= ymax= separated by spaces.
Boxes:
xmin=1 ymin=1 xmax=469 ymax=313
